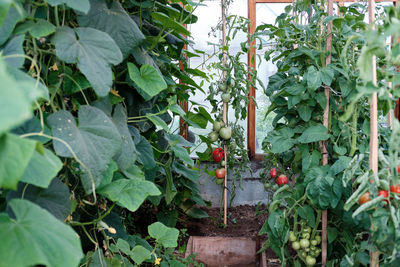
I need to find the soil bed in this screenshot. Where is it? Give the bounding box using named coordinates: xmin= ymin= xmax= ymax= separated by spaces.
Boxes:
xmin=178 ymin=205 xmax=281 ymax=266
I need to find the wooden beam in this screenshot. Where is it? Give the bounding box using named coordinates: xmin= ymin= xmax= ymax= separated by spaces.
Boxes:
xmin=248 ymin=0 xmax=257 ymax=159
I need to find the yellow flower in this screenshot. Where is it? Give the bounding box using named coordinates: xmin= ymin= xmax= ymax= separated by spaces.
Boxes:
xmin=110 ymin=88 xmax=120 ymax=97
xmin=50 ymin=63 xmax=58 ymax=71
xmin=155 ymin=257 xmax=162 ymax=265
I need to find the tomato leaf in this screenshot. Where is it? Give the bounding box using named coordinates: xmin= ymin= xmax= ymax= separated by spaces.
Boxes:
xmin=297 ymin=124 xmax=330 ymax=143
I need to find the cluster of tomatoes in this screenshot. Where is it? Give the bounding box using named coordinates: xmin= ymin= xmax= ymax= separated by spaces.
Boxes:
xmin=208 ymin=120 xmax=232 ymax=142
xmin=358 ymin=166 xmax=400 ymax=205
xmin=263 ymin=168 xmax=289 ymax=190
xmin=359 ymin=184 xmax=400 ymax=204
xmin=290 ymin=220 xmax=321 ymax=266
xmin=212 ymin=148 xmax=226 ymax=185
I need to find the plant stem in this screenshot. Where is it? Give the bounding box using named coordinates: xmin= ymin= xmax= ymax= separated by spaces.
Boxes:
xmin=69 ymin=203 xmax=116 ymax=226
xmin=349 ymin=106 xmax=358 ymax=157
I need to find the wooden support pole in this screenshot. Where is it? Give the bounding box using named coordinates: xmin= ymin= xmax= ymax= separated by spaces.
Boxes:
xmin=368 ymin=0 xmax=379 ymax=266
xmin=321 ymin=1 xmax=333 ymax=266
xmin=248 ymin=0 xmax=256 ymax=159
xmin=221 ymin=0 xmax=228 ymax=226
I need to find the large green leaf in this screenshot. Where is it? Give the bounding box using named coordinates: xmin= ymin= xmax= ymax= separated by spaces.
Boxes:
xmin=14 ymin=19 xmax=56 ymax=38
xmin=0 ymin=59 xmax=32 ymax=135
xmin=297 ymin=103 xmax=312 ymax=122
xmin=20 ymin=148 xmax=63 ymax=188
xmin=265 ymin=127 xmax=297 ymax=153
xmin=52 ymin=27 xmax=122 ymax=97
xmin=0 ymin=134 xmax=36 ymax=190
xmin=127 ymin=63 xmax=167 ymax=100
xmin=78 ymin=0 xmax=145 ymax=58
xmin=148 ymin=222 xmax=179 ymax=248
xmin=98 ymin=177 xmax=161 ymax=212
xmin=94 ymin=98 xmax=138 ymax=170
xmin=7 ymin=178 xmax=71 ymax=221
xmin=47 ymin=0 xmax=90 ymax=13
xmin=0 ymin=0 xmax=11 ymax=27
xmin=0 ymin=6 xmax=25 ymax=46
xmin=297 ymin=124 xmax=330 ymax=143
xmin=329 ymin=156 xmax=351 ymax=176
xmin=0 ymin=199 xmax=83 ymax=267
xmin=131 ymin=245 xmax=151 ymax=265
xmin=305 ymin=167 xmax=335 ymax=210
xmin=306 ymin=66 xmax=322 ymax=91
xmin=11 ymin=117 xmax=51 ymax=144
xmin=132 ymin=129 xmax=156 ymax=170
xmin=1 ymin=35 xmax=24 ymax=68
xmin=7 ymin=66 xmax=49 ymax=101
xmin=48 ymin=105 xmax=121 ymax=193
xmin=172 ymin=162 xmax=199 ymax=182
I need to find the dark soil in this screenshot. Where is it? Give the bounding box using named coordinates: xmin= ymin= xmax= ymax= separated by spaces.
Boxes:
xmin=180 ymin=205 xmax=268 ymax=238
xmin=178 ymin=205 xmax=281 ymax=266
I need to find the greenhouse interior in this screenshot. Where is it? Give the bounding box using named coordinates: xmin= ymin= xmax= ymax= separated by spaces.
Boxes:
xmin=2 ymin=0 xmax=400 ymax=266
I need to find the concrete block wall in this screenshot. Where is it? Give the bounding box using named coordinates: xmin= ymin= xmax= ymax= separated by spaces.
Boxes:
xmin=198 ymin=161 xmax=271 ymax=207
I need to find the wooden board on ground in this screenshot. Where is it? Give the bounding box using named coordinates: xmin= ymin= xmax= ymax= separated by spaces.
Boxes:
xmin=185 ymin=236 xmax=257 ymax=267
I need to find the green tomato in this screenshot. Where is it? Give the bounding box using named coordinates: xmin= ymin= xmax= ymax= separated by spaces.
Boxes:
xmin=228 ymin=79 xmax=235 ymax=88
xmin=218 ymin=83 xmax=226 ymax=91
xmin=302 ymin=233 xmax=310 ymax=240
xmin=272 ymin=184 xmax=279 ymax=190
xmin=208 ymin=131 xmax=219 ymax=142
xmin=315 ymin=235 xmax=321 ymax=244
xmin=303 ymin=226 xmax=311 ymax=233
xmin=221 ymin=93 xmax=231 ymax=103
xmin=306 ymin=256 xmax=316 ymax=266
xmin=215 ymin=179 xmax=224 ymax=185
xmin=292 ymin=241 xmax=300 ymax=251
xmin=300 ymin=220 xmax=307 ymax=226
xmin=289 ymin=231 xmax=297 ymax=242
xmin=213 ymin=121 xmax=222 ymax=132
xmin=219 ymin=127 xmax=232 ymax=140
xmin=300 ymin=239 xmax=310 ymax=249
xmin=310 ymin=240 xmax=318 ymax=246
xmin=300 ymin=251 xmax=307 ymax=258
xmin=221 ymin=160 xmax=226 ymax=167
xmin=264 ymin=183 xmax=271 ymax=190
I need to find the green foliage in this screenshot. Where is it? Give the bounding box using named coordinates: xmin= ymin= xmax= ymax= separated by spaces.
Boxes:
xmin=0 ymin=0 xmax=208 ymax=265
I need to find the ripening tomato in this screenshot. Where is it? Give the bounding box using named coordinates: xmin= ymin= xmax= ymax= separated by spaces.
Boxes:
xmin=212 ymin=148 xmax=224 ymax=163
xmin=215 ymin=168 xmax=226 ymax=179
xmin=390 ymin=184 xmax=400 ymax=194
xmin=269 ymin=168 xmax=277 ymax=179
xmin=378 ymin=190 xmax=389 ymax=203
xmin=276 ymin=174 xmax=288 ymax=186
xmin=359 ymin=192 xmax=371 ymax=204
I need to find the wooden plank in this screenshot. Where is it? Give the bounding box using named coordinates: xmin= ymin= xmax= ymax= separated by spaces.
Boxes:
xmin=187 ymin=236 xmax=257 ymax=266
xmin=248 ymin=0 xmax=257 ymax=159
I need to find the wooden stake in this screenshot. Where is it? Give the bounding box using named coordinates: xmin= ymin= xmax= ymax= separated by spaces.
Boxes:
xmin=221 ymin=0 xmax=228 ymax=226
xmin=368 ymin=0 xmax=379 ymax=266
xmin=248 ymin=0 xmax=256 ymax=159
xmin=321 ymin=0 xmax=333 ymax=266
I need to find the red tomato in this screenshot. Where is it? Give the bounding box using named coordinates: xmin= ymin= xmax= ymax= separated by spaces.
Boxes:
xmin=390 ymin=184 xmax=400 ymax=194
xmin=212 ymin=148 xmax=224 ymax=163
xmin=359 ymin=192 xmax=371 ymax=204
xmin=269 ymin=168 xmax=277 ymax=179
xmin=378 ymin=190 xmax=389 ymax=204
xmin=215 ymin=168 xmax=226 ymax=179
xmin=276 ymin=174 xmax=288 ymax=186
xmin=397 ymin=166 xmax=400 ymax=173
